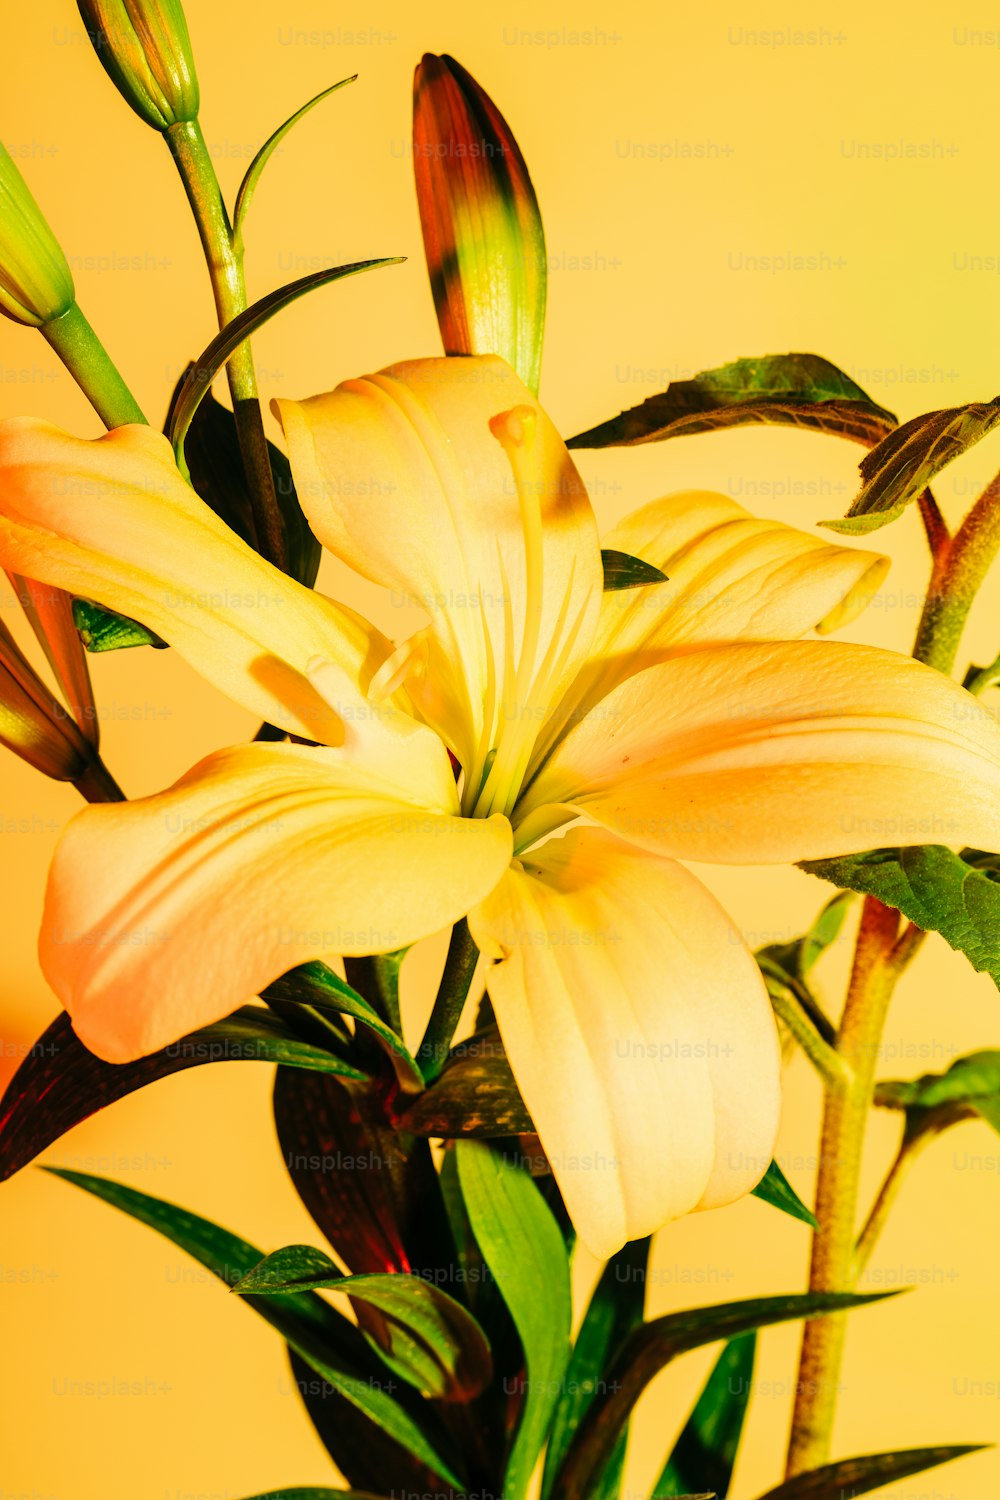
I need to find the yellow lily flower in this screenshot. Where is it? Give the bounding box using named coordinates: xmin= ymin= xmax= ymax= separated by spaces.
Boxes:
xmin=2 ymin=355 xmax=1000 ymax=1258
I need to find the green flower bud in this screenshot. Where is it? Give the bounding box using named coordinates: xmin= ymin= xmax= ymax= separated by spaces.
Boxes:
xmin=0 ymin=143 xmax=76 ymax=328
xmin=77 ymin=0 xmax=200 ymax=131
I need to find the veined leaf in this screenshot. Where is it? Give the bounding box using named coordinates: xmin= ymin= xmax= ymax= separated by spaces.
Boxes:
xmin=751 ymin=1160 xmax=817 ymax=1229
xmin=72 ymin=597 xmax=164 ymax=652
xmin=273 ymin=1068 xmax=452 ymax=1280
xmin=398 ymin=1026 xmax=533 ymax=1137
xmin=755 ymin=1444 xmax=986 ymax=1498
xmin=234 ymin=1243 xmax=492 ymax=1401
xmin=826 ymin=400 xmax=1000 ymax=534
xmin=0 ymin=1009 xmax=365 ymax=1182
xmin=568 ymin=354 xmax=896 ymax=451
xmin=168 ymin=259 xmax=404 ymax=467
xmin=601 ymin=550 xmax=669 ymax=591
xmin=456 ymin=1141 xmax=572 ymax=1500
xmin=234 ymin=77 xmax=357 ymax=246
xmin=547 ymin=1291 xmax=899 ymax=1499
xmin=542 ymin=1238 xmax=650 ymax=1500
xmin=266 ymin=961 xmax=423 ymax=1093
xmin=875 ymin=1049 xmax=1000 ymax=1134
xmin=654 ymin=1333 xmax=756 ymax=1499
xmin=801 ymin=845 xmax=1000 ymax=989
xmin=46 ymin=1169 xmax=464 ymax=1488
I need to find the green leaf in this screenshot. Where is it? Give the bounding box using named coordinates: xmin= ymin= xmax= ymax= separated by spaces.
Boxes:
xmin=802 ymin=845 xmax=1000 ymax=989
xmin=234 ymin=77 xmax=357 ymax=247
xmin=456 ymin=1141 xmax=572 ymax=1500
xmin=568 ymin=354 xmax=897 ymax=451
xmin=398 ymin=1026 xmax=534 ymax=1137
xmin=0 ymin=1008 xmax=366 ymax=1182
xmin=72 ymin=598 xmax=164 ymax=653
xmin=167 ymin=259 xmax=404 ymax=467
xmin=46 ymin=1169 xmax=465 ymax=1488
xmin=234 ymin=1491 xmax=385 ymax=1500
xmin=875 ymin=1049 xmax=1000 ymax=1134
xmin=172 ymin=385 xmax=320 ymax=587
xmin=266 ymin=962 xmax=424 ymax=1093
xmin=758 ymin=892 xmax=855 ymax=985
xmin=751 ymin=1160 xmax=817 ymax=1229
xmin=542 ymin=1239 xmax=650 ymax=1500
xmin=754 ymin=1445 xmax=987 ymax=1498
xmin=825 ymin=399 xmax=1000 ymax=535
xmin=654 ymin=1333 xmax=756 ymax=1498
xmin=234 ymin=1243 xmax=492 ymax=1401
xmin=601 ymin=550 xmax=669 ymax=591
xmin=546 ymin=1290 xmax=899 ymax=1499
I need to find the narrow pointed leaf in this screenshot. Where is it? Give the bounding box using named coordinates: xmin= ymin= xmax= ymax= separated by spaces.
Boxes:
xmin=826 ymin=400 xmax=1000 ymax=534
xmin=413 ymin=54 xmax=546 ymax=393
xmin=542 ymin=1238 xmax=650 ymax=1500
xmin=0 ymin=1009 xmax=366 ymax=1181
xmin=802 ymin=845 xmax=1000 ymax=989
xmin=456 ymin=1141 xmax=572 ymax=1500
xmin=273 ymin=1068 xmax=452 ymax=1279
xmin=286 ymin=1346 xmax=447 ymax=1496
xmin=168 ymin=259 xmax=404 ymax=466
xmin=234 ymin=1243 xmax=492 ymax=1401
xmin=398 ymin=1026 xmax=534 ymax=1137
xmin=548 ymin=1291 xmax=899 ymax=1499
xmin=46 ymin=1169 xmax=464 ymax=1488
xmin=601 ymin=550 xmax=669 ymax=591
xmin=751 ymin=1160 xmax=817 ymax=1229
xmin=654 ymin=1333 xmax=756 ymax=1498
xmin=266 ymin=962 xmax=423 ymax=1093
xmin=569 ymin=355 xmax=897 ymax=451
xmin=234 ymin=77 xmax=357 ymax=245
xmin=755 ymin=1445 xmax=987 ymax=1498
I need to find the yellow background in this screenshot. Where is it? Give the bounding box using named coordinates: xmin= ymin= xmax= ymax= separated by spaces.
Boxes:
xmin=2 ymin=2 xmax=999 ymax=1496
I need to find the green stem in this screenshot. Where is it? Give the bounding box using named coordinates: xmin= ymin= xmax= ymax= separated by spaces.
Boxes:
xmin=41 ymin=303 xmax=147 ymax=427
xmin=764 ymin=972 xmax=852 ymax=1090
xmin=166 ymin=118 xmax=286 ymax=570
xmin=785 ymin=899 xmax=911 ymax=1475
xmin=912 ymin=471 xmax=1000 ymax=673
xmin=418 ymin=919 xmax=480 ymax=1083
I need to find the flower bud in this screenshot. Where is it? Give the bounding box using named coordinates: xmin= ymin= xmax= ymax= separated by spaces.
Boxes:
xmin=0 ymin=144 xmax=76 ymax=328
xmin=413 ymin=54 xmax=546 ymax=394
xmin=0 ymin=618 xmax=92 ymax=782
xmin=76 ymin=0 xmax=200 ymax=131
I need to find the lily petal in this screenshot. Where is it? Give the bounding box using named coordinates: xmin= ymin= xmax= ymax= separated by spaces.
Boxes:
xmin=42 ymin=735 xmax=513 ymax=1063
xmin=518 ymin=640 xmax=1000 ymax=863
xmin=468 ymin=827 xmax=780 ymax=1258
xmin=0 ymin=419 xmax=390 ymax=741
xmin=274 ymin=356 xmax=602 ymax=784
xmin=530 ymin=490 xmax=889 ymax=774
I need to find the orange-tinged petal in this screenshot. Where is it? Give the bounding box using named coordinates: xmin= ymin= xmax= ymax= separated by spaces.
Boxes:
xmin=530 ymin=490 xmax=889 ymax=775
xmin=519 ymin=641 xmax=1000 ymax=863
xmin=43 ymin=737 xmax=513 ymax=1062
xmin=0 ymin=419 xmax=390 ymax=742
xmin=413 ymin=54 xmax=546 ymax=393
xmin=275 ymin=356 xmax=602 ymax=785
xmin=8 ymin=573 xmax=99 ymax=747
xmin=468 ymin=827 xmax=780 ymax=1258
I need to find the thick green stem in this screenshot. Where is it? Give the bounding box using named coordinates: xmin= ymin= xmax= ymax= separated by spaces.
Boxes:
xmin=786 ymin=899 xmax=908 ymax=1474
xmin=912 ymin=472 xmax=1000 ymax=673
xmin=40 ymin=303 xmax=147 ymax=428
xmin=166 ymin=119 xmax=286 ymax=570
xmin=418 ymin=919 xmax=480 ymax=1083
